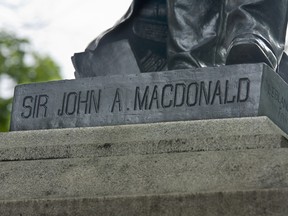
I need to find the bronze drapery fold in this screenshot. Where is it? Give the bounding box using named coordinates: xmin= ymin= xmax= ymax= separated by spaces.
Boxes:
xmin=167 ymin=0 xmax=288 ymax=70
xmin=72 ymin=0 xmax=288 ymax=77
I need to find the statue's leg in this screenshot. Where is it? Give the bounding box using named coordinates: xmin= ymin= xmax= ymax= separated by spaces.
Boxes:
xmin=167 ymin=0 xmax=220 ymax=70
xmin=221 ymin=0 xmax=288 ymax=69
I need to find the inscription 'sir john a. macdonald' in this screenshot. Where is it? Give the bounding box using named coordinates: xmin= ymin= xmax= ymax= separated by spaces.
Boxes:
xmin=19 ymin=77 xmax=250 ymax=120
xmin=12 ymin=64 xmax=284 ymax=131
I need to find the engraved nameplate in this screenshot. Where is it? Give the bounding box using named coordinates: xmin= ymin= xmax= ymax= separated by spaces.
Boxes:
xmin=10 ymin=64 xmax=288 ymax=133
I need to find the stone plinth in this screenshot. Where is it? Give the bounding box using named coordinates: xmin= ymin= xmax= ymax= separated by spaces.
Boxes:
xmin=10 ymin=64 xmax=288 ymax=136
xmin=0 ymin=117 xmax=288 ymax=215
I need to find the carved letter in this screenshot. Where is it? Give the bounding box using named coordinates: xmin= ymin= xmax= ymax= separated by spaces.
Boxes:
xmin=21 ymin=96 xmax=33 ymax=119
xmin=224 ymin=80 xmax=236 ymax=104
xmin=237 ymin=78 xmax=250 ymax=102
xmin=77 ymin=91 xmax=90 ymax=114
xmin=89 ymin=90 xmax=101 ymax=113
xmin=149 ymin=85 xmax=160 ymax=110
xmin=161 ymin=84 xmax=173 ymax=108
xmin=37 ymin=94 xmax=48 ymax=118
xmin=134 ymin=86 xmax=149 ymax=110
xmin=174 ymin=83 xmax=186 ymax=107
xmin=199 ymin=81 xmax=212 ymax=105
xmin=211 ymin=80 xmax=223 ymax=105
xmin=58 ymin=93 xmax=66 ymax=116
xmin=186 ymin=82 xmax=198 ymax=107
xmin=65 ymin=92 xmax=77 ymax=115
xmin=111 ymin=88 xmax=122 ymax=112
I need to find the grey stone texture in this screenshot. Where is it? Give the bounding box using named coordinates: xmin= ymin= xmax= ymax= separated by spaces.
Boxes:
xmin=2 ymin=116 xmax=287 ymax=161
xmin=0 ymin=117 xmax=288 ymax=215
xmin=0 ymin=189 xmax=287 ymax=216
xmin=10 ymin=63 xmax=288 ymax=135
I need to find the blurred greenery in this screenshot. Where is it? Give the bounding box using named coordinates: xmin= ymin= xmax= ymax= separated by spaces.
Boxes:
xmin=0 ymin=31 xmax=62 ymax=132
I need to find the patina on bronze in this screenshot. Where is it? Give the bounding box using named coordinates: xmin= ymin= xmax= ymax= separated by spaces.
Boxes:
xmin=72 ymin=0 xmax=288 ymax=78
xmin=73 ymin=0 xmax=168 ymax=77
xmin=167 ymin=0 xmax=288 ymax=71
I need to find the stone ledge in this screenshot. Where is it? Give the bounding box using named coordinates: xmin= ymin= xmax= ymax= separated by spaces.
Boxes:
xmin=0 ymin=117 xmax=287 ymax=161
xmin=0 ymin=188 xmax=287 ymax=216
xmin=0 ymin=148 xmax=288 ymax=201
xmin=0 ymin=117 xmax=288 ymax=215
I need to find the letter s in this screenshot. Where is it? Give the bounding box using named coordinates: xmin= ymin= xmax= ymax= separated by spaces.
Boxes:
xmin=21 ymin=96 xmax=33 ymax=118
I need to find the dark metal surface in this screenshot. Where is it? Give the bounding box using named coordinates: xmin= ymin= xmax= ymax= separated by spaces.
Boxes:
xmin=72 ymin=0 xmax=288 ymax=77
xmin=73 ymin=40 xmax=140 ymax=78
xmin=10 ymin=64 xmax=288 ymax=134
xmin=72 ymin=0 xmax=168 ymax=78
xmin=168 ymin=0 xmax=288 ymax=70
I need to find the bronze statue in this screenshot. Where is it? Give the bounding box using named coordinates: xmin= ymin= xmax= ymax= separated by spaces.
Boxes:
xmin=72 ymin=0 xmax=288 ymax=78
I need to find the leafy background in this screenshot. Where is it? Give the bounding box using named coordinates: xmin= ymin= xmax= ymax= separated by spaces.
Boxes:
xmin=0 ymin=31 xmax=62 ymax=132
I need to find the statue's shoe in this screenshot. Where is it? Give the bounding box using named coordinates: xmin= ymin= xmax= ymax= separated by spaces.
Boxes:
xmin=225 ymin=34 xmax=277 ymax=70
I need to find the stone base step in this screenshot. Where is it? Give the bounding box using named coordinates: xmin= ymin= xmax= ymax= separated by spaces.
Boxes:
xmin=1 ymin=117 xmax=288 ymax=215
xmin=0 ymin=148 xmax=288 ymax=201
xmin=1 ymin=117 xmax=287 ymax=161
xmin=1 ymin=189 xmax=287 ymax=216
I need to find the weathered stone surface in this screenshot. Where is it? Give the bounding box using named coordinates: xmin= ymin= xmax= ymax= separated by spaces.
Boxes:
xmin=1 ymin=117 xmax=287 ymax=161
xmin=10 ymin=64 xmax=288 ymax=133
xmin=1 ymin=117 xmax=288 ymax=214
xmin=0 ymin=189 xmax=287 ymax=216
xmin=0 ymin=117 xmax=288 ymax=202
xmin=1 ymin=148 xmax=288 ymax=201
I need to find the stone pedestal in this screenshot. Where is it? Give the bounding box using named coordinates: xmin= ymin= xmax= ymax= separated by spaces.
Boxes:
xmin=0 ymin=117 xmax=288 ymax=215
xmin=10 ymin=64 xmax=288 ymax=136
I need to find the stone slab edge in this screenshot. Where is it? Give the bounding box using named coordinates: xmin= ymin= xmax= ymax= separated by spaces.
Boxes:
xmin=0 ymin=117 xmax=288 ymax=161
xmin=2 ymin=117 xmax=286 ymax=147
xmin=0 ymin=188 xmax=287 ymax=216
xmin=10 ymin=64 xmax=266 ymax=131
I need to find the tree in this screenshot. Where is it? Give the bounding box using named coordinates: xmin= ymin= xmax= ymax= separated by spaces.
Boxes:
xmin=0 ymin=31 xmax=62 ymax=132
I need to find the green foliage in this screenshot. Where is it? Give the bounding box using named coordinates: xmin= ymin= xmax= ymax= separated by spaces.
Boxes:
xmin=0 ymin=97 xmax=12 ymax=132
xmin=0 ymin=31 xmax=62 ymax=132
